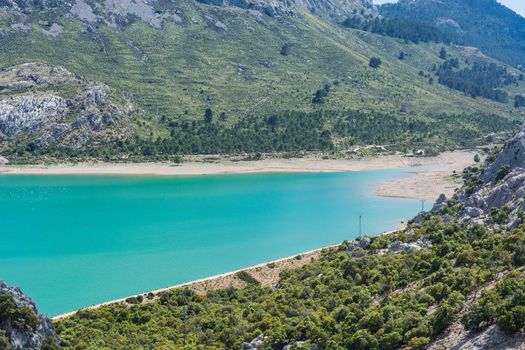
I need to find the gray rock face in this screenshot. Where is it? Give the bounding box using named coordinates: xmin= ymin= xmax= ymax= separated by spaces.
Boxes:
xmin=2 ymin=0 xmax=373 ymax=27
xmin=242 ymin=334 xmax=265 ymax=349
xmin=451 ymin=128 xmax=525 ymax=227
xmin=388 ymin=237 xmax=432 ymax=253
xmin=0 ymin=63 xmax=82 ymax=93
xmin=432 ymin=193 xmax=448 ymax=212
xmin=0 ymin=280 xmax=58 ymax=350
xmin=197 ymin=0 xmax=372 ymax=19
xmin=430 ymin=324 xmax=525 ymax=350
xmin=481 ymin=129 xmax=525 ymax=183
xmin=0 ymin=63 xmax=130 ymax=149
xmin=0 ymin=95 xmax=67 ymax=137
xmin=346 ymin=237 xmax=371 ymax=251
xmin=42 ymin=23 xmax=64 ymax=37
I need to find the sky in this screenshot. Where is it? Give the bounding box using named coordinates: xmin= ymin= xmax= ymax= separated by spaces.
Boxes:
xmin=373 ymin=0 xmax=525 ymax=17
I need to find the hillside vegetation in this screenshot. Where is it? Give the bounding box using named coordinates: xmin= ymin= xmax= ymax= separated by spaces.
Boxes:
xmin=0 ymin=0 xmax=524 ymax=161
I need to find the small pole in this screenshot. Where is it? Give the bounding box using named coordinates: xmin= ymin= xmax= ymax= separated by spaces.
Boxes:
xmin=421 ymin=200 xmax=425 ymax=212
xmin=358 ymin=213 xmax=363 ymax=239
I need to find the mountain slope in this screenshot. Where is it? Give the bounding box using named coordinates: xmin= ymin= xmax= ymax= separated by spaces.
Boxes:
xmin=0 ymin=0 xmax=524 ymax=161
xmin=379 ymin=0 xmax=525 ymax=67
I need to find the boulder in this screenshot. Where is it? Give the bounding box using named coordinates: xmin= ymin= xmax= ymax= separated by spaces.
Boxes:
xmin=242 ymin=334 xmax=265 ymax=349
xmin=346 ymin=237 xmax=371 ymax=251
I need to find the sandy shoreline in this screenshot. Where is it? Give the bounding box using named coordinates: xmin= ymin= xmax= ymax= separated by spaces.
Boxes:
xmin=51 ymin=243 xmax=338 ymax=320
xmin=1 ymin=151 xmax=477 ymax=200
xmin=53 ymin=226 xmax=408 ymax=321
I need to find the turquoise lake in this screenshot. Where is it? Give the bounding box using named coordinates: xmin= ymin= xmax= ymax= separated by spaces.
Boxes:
xmin=0 ymin=169 xmax=426 ymax=316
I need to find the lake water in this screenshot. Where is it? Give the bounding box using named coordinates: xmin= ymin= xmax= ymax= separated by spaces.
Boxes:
xmin=0 ymin=169 xmax=426 ymax=316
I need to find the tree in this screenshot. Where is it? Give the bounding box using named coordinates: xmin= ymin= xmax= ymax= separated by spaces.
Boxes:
xmin=204 ymin=108 xmax=213 ymax=123
xmin=280 ymin=43 xmax=292 ymax=56
xmin=312 ymin=83 xmax=331 ymax=104
xmin=515 ymin=95 xmax=525 ymax=108
xmin=369 ymin=57 xmax=382 ymax=68
xmin=439 ymin=47 xmax=447 ymax=59
xmin=398 ymin=51 xmax=405 ymax=60
xmin=267 ymin=115 xmax=279 ymax=132
xmin=497 ymin=306 xmax=525 ymax=333
xmin=474 ymin=154 xmax=480 ymax=163
xmin=495 ymin=165 xmax=510 ymax=182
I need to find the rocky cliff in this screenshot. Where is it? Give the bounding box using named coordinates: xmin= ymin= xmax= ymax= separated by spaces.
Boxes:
xmin=0 ymin=281 xmax=58 ymax=350
xmin=0 ymin=63 xmax=131 ymax=150
xmin=432 ymin=128 xmax=525 ymax=228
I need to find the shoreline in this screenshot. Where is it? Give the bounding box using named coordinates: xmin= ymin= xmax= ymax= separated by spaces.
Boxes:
xmin=1 ymin=151 xmax=477 ymax=200
xmin=51 ymin=243 xmax=341 ymax=320
xmin=54 ymin=226 xmax=407 ymax=321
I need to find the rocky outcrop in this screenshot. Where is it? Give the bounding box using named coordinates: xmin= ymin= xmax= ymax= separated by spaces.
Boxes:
xmin=437 ymin=128 xmax=525 ymax=228
xmin=0 ymin=62 xmax=82 ymax=93
xmin=346 ymin=236 xmax=371 ymax=251
xmin=242 ymin=334 xmax=265 ymax=349
xmin=481 ymin=130 xmax=525 ymax=183
xmin=430 ymin=324 xmax=525 ymax=350
xmin=0 ymin=95 xmax=67 ymax=137
xmin=387 ymin=237 xmax=432 ymax=253
xmin=0 ymin=63 xmax=131 ymax=149
xmin=0 ymin=280 xmax=58 ymax=350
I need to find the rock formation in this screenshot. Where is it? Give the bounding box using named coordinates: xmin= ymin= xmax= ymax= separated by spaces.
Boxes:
xmin=446 ymin=128 xmax=525 ymax=228
xmin=0 ymin=63 xmax=131 ymax=149
xmin=0 ymin=281 xmax=58 ymax=350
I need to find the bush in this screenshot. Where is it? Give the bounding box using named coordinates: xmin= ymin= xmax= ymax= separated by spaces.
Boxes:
xmin=498 ymin=306 xmax=525 ymax=333
xmin=369 ymin=57 xmax=382 ymax=68
xmin=495 ymin=165 xmax=510 ymax=182
xmin=235 ymin=271 xmax=260 ymax=285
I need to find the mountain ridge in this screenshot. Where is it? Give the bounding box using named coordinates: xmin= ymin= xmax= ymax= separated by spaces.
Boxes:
xmin=379 ymin=0 xmax=525 ymax=67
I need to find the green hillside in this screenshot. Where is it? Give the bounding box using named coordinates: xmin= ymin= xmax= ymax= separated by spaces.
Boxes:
xmin=0 ymin=0 xmax=524 ymax=160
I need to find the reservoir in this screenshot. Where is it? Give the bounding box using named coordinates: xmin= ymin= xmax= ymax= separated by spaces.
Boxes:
xmin=0 ymin=169 xmax=426 ymax=316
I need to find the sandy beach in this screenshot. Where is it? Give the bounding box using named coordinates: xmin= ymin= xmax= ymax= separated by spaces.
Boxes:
xmin=1 ymin=150 xmax=477 ymax=200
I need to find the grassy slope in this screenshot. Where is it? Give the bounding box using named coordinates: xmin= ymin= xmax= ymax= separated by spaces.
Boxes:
xmin=1 ymin=1 xmax=524 ymax=145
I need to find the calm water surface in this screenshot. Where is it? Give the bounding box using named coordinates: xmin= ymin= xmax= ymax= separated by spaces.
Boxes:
xmin=0 ymin=169 xmax=426 ymax=316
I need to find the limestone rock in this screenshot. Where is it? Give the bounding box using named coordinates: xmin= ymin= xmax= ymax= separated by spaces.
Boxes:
xmin=346 ymin=237 xmax=371 ymax=251
xmin=0 ymin=95 xmax=67 ymax=137
xmin=447 ymin=128 xmax=525 ymax=227
xmin=0 ymin=63 xmax=130 ymax=149
xmin=0 ymin=280 xmax=58 ymax=350
xmin=242 ymin=334 xmax=265 ymax=349
xmin=481 ymin=128 xmax=525 ymax=183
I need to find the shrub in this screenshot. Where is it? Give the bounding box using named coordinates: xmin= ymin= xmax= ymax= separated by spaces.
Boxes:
xmin=369 ymin=57 xmax=382 ymax=68
xmin=497 ymin=306 xmax=525 ymax=333
xmin=495 ymin=165 xmax=510 ymax=182
xmin=235 ymin=271 xmax=260 ymax=285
